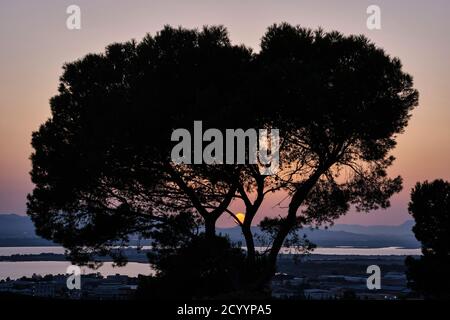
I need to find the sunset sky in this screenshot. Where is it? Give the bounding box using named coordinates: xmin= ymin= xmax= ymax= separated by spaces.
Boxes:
xmin=0 ymin=0 xmax=449 ymax=227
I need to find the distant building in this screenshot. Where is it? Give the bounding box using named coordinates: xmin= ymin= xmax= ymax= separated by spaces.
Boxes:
xmin=272 ymin=288 xmax=298 ymax=299
xmin=318 ymin=275 xmax=366 ymax=283
xmin=271 ymin=273 xmax=305 ymax=286
xmin=89 ymin=283 xmax=137 ymax=300
xmin=304 ymin=289 xmax=334 ymax=300
xmin=384 ymin=272 xmax=407 ymax=281
xmin=0 ymin=273 xmax=138 ymax=300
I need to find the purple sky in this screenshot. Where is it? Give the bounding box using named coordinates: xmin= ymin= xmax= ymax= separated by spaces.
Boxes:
xmin=1 ymin=0 xmax=449 ymax=226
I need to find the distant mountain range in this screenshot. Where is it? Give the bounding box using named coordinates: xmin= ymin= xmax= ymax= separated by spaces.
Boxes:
xmin=217 ymin=220 xmax=420 ymax=248
xmin=328 ymin=220 xmax=416 ymax=236
xmin=0 ymin=214 xmax=55 ymax=246
xmin=0 ymin=213 xmax=420 ymax=248
xmin=0 ymin=214 xmax=38 ymax=238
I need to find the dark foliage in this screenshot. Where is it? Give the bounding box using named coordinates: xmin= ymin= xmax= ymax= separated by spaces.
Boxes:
xmin=28 ymin=23 xmax=418 ymax=293
xmin=27 ymin=25 xmax=252 ymax=261
xmin=137 ymin=234 xmax=267 ymax=299
xmin=406 ymin=179 xmax=450 ymax=298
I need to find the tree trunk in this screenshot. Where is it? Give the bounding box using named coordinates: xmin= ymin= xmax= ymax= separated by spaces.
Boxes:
xmin=204 ymin=216 xmax=217 ymax=240
xmin=242 ymin=224 xmax=256 ymax=263
xmin=257 ymin=169 xmax=325 ymax=288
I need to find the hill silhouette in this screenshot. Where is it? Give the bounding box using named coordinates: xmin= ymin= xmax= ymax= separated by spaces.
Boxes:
xmin=0 ymin=214 xmax=419 ymax=248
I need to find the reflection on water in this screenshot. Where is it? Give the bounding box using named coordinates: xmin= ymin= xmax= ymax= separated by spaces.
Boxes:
xmin=0 ymin=246 xmax=422 ymax=257
xmin=0 ymin=246 xmax=65 ymax=256
xmin=251 ymin=246 xmax=421 ymax=256
xmin=0 ymin=261 xmax=154 ymax=280
xmin=0 ymin=246 xmax=153 ymax=256
xmin=283 ymin=246 xmax=421 ymax=256
xmin=0 ymin=246 xmax=421 ymax=280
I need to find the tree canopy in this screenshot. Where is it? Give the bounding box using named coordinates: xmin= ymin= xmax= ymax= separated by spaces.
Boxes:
xmin=406 ymin=179 xmax=450 ymax=299
xmin=409 ymin=179 xmax=450 ymax=257
xmin=28 ymin=25 xmax=253 ymax=261
xmin=252 ymin=24 xmax=418 ymax=280
xmin=28 ymin=23 xmax=418 ymax=293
